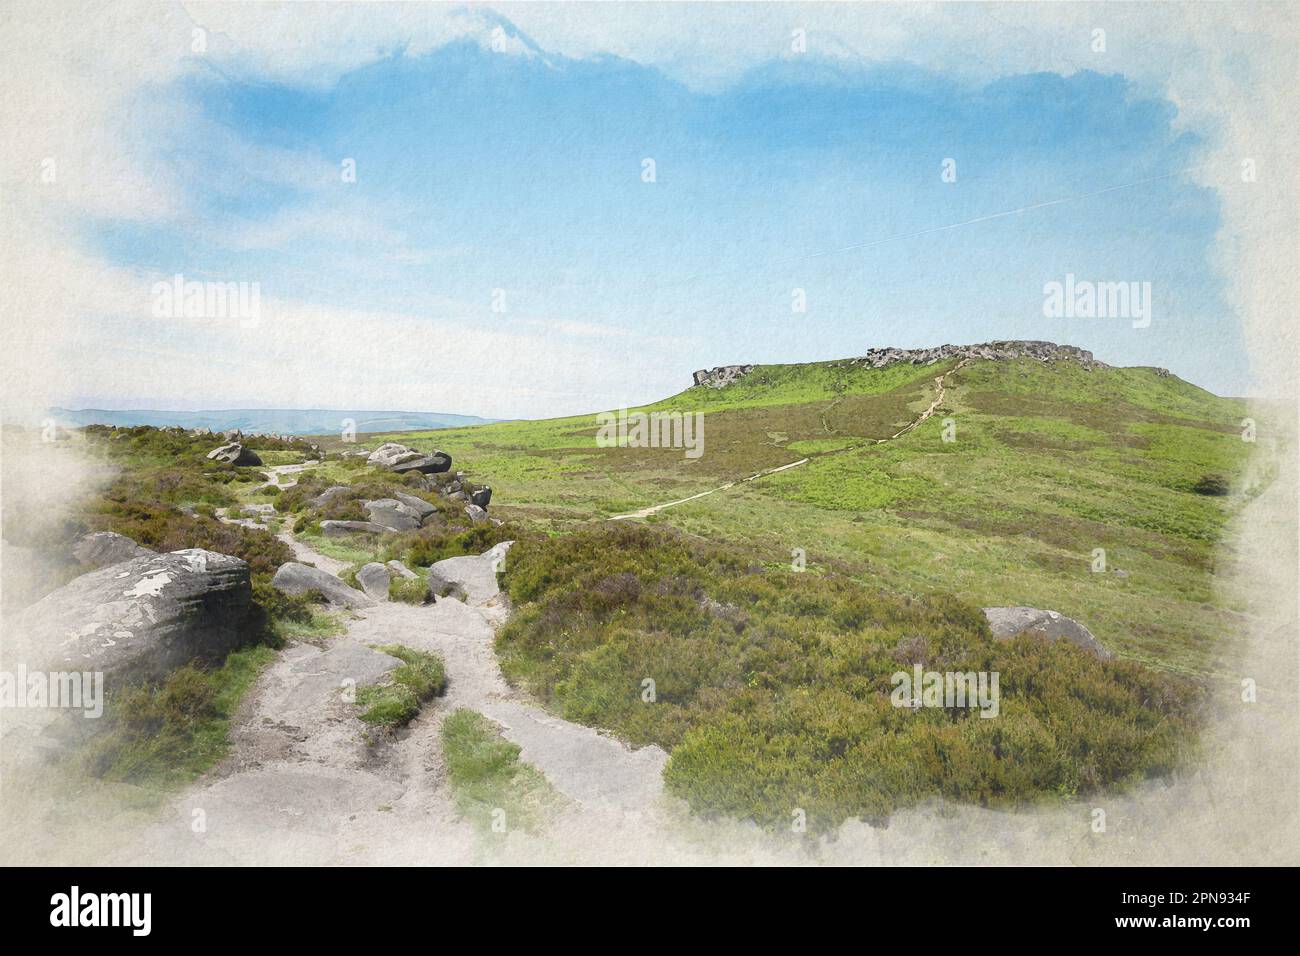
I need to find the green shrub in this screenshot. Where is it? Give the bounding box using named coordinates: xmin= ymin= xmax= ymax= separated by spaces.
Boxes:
xmin=355 ymin=645 xmax=446 ymax=729
xmin=498 ymin=524 xmax=1205 ymax=832
xmin=251 ymin=580 xmax=321 ymax=625
xmin=389 ymin=574 xmax=431 ymax=605
xmin=387 ymin=522 xmax=522 ymax=568
xmin=1193 ymin=473 xmax=1230 ymax=496
xmin=84 ymin=644 xmax=278 ymax=787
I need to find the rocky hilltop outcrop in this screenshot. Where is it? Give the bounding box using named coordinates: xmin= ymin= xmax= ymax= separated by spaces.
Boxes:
xmin=691 ymin=341 xmax=1105 ymax=388
xmin=692 ymin=365 xmax=755 ymax=388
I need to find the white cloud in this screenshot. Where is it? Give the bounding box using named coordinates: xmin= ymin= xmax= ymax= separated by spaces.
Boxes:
xmin=1 ymin=0 xmax=1295 ymax=416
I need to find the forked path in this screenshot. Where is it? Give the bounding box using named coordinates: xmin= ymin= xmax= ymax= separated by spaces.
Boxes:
xmin=611 ymin=360 xmax=967 ymax=520
xmin=125 ymin=518 xmax=666 ymax=864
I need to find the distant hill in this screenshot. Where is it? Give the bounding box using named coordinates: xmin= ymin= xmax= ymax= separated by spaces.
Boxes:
xmin=412 ymin=342 xmax=1260 ymax=676
xmin=44 ymin=407 xmax=497 ymax=436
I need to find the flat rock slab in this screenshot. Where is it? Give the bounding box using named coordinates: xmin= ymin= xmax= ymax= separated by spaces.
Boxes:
xmin=363 ymin=499 xmax=422 ymax=532
xmin=480 ymin=699 xmax=667 ymax=814
xmin=271 ymin=562 xmax=375 ymax=608
xmin=158 ymin=766 xmax=411 ymax=865
xmin=320 ymin=520 xmax=389 ymax=537
xmin=232 ymin=640 xmax=402 ymax=767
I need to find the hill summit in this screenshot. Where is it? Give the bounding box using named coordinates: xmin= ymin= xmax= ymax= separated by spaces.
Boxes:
xmin=692 ymin=340 xmax=1108 ymax=389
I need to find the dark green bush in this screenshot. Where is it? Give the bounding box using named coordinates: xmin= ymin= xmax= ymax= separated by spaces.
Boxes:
xmin=1193 ymin=473 xmax=1230 ymax=496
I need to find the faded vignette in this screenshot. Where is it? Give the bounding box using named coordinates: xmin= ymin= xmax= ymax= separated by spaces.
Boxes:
xmin=0 ymin=0 xmax=1296 ymax=866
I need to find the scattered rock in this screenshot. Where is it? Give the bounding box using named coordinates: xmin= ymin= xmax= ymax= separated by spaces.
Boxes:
xmin=206 ymin=442 xmax=263 ymax=466
xmin=319 ymin=520 xmax=390 ymax=537
xmin=385 ymin=560 xmax=419 ymax=580
xmin=271 ymin=562 xmax=375 ymax=609
xmin=307 ymin=485 xmax=350 ymax=508
xmin=983 ymin=606 xmax=1113 ymax=659
xmin=464 ymin=504 xmax=488 ymax=524
xmin=390 ymin=452 xmax=452 ymax=475
xmin=427 ymin=542 xmax=512 ymax=606
xmin=362 ymin=498 xmax=422 ymax=532
xmin=389 ymin=491 xmax=437 ymax=522
xmin=470 ymin=487 xmax=492 ymax=509
xmin=355 ymin=563 xmax=391 ymax=601
xmin=366 ymin=443 xmax=453 ymax=474
xmin=71 ymin=531 xmax=155 ymax=569
xmin=693 ymin=341 xmax=1110 ymax=389
xmin=12 ymin=549 xmax=255 ymax=682
xmin=366 ymin=442 xmax=426 ymax=468
xmin=692 ymin=365 xmax=755 ymax=388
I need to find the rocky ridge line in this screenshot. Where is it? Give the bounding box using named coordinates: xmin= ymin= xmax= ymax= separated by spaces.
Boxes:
xmin=691 ymin=340 xmax=1108 ymax=389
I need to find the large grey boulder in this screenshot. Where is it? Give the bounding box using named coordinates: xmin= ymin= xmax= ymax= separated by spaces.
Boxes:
xmin=983 ymin=606 xmax=1113 ymax=660
xmin=320 ymin=520 xmax=390 ymax=537
xmin=390 ymin=452 xmax=452 ymax=475
xmin=206 ymin=442 xmax=262 ymax=467
xmin=307 ymin=485 xmax=350 ymax=508
xmin=366 ymin=442 xmax=425 ymax=468
xmin=362 ymin=498 xmax=422 ymax=532
xmin=355 ymin=563 xmax=391 ymax=601
xmin=367 ymin=442 xmax=452 ymax=474
xmin=389 ymin=491 xmax=436 ymax=522
xmin=71 ymin=531 xmax=155 ymax=569
xmin=270 ymin=562 xmax=375 ymax=609
xmin=386 ymin=560 xmax=419 ymax=580
xmin=427 ymin=541 xmax=513 ymax=606
xmin=11 ymin=549 xmax=255 ymax=682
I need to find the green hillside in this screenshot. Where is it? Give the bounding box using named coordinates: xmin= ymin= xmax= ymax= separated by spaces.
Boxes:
xmin=35 ymin=349 xmax=1271 ymax=831
xmin=359 ymin=355 xmax=1265 ymax=677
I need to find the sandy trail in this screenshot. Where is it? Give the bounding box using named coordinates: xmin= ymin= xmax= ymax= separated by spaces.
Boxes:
xmin=122 ymin=481 xmax=667 ymax=864
xmin=611 ymin=361 xmax=967 ymax=520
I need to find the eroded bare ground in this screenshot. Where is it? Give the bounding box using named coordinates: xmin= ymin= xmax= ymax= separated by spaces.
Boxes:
xmin=115 ymin=528 xmax=678 ymax=865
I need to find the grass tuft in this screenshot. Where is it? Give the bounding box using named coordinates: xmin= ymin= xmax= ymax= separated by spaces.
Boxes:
xmin=355 ymin=645 xmax=447 ymax=729
xmin=440 ymin=708 xmax=563 ymax=833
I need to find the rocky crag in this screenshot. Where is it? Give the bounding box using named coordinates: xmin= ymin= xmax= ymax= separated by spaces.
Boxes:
xmin=691 ymin=340 xmax=1106 ymax=388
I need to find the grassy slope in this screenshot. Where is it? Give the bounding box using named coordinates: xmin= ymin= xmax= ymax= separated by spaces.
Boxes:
xmin=498 ymin=523 xmax=1203 ymax=830
xmin=359 ymin=357 xmax=1264 ymax=676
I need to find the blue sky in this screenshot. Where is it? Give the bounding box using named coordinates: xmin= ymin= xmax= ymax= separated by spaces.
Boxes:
xmin=55 ymin=9 xmax=1253 ymax=416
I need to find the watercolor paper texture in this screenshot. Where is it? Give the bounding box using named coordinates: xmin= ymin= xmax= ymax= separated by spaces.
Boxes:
xmin=0 ymin=2 xmax=1296 ymax=866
